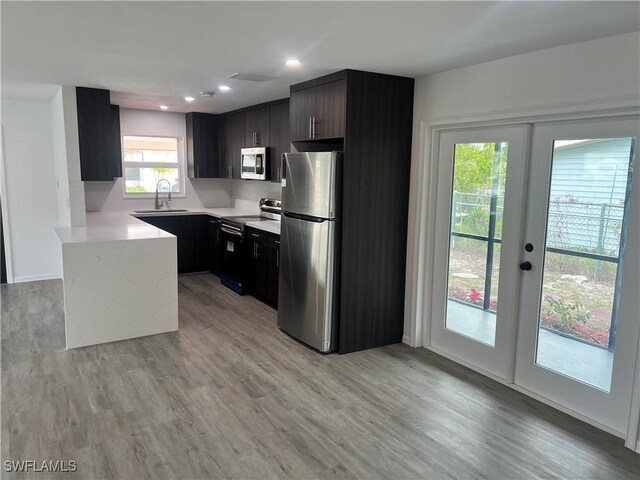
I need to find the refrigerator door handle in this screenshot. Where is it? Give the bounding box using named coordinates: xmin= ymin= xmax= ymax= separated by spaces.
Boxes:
xmin=281 ymin=154 xmax=286 ymax=180
xmin=282 ymin=211 xmax=326 ymax=223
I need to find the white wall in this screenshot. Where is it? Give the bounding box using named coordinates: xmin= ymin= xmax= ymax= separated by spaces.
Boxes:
xmin=1 ymin=99 xmax=62 ymax=281
xmin=404 ymin=32 xmax=640 ymax=346
xmin=51 ymin=86 xmax=86 ymax=227
xmin=50 ymin=89 xmax=71 ymax=226
xmin=230 ymin=179 xmax=281 ymax=211
xmin=61 ymin=87 xmax=86 ymax=226
xmin=414 ymin=32 xmax=640 ymax=125
xmin=83 ymin=108 xmax=232 ymax=211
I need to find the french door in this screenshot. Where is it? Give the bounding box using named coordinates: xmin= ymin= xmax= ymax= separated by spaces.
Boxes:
xmin=430 ymin=117 xmax=639 ymax=436
xmin=430 ymin=126 xmax=529 ymax=380
xmin=515 ymin=117 xmax=639 ymax=434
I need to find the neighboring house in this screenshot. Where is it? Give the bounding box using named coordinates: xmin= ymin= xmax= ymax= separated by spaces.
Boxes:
xmin=551 ymin=138 xmax=633 ymax=205
xmin=547 ymin=138 xmax=633 ymax=255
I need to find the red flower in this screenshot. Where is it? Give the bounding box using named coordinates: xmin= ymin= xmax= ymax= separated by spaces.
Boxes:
xmin=469 ymin=289 xmax=482 ymax=300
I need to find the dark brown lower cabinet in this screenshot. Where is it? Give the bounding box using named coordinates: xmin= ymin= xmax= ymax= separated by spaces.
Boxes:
xmin=138 ymin=215 xmax=210 ymax=274
xmin=208 ymin=218 xmax=221 ymax=276
xmin=246 ymin=227 xmax=279 ymax=307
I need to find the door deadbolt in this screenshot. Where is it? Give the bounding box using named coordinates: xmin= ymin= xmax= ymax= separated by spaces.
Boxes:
xmin=520 ymin=261 xmax=532 ymax=271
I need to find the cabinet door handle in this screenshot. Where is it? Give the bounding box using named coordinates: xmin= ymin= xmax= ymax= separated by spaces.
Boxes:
xmin=309 ymin=117 xmax=313 ymax=139
xmin=196 ymin=164 xmax=200 ymax=177
xmin=276 ymin=250 xmax=279 ymax=268
xmin=229 ymin=165 xmax=232 ymax=178
xmin=250 ymin=233 xmax=260 ymax=239
xmin=311 ymin=117 xmax=316 ymax=139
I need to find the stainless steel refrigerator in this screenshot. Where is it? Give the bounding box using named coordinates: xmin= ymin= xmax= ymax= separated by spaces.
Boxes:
xmin=278 ymin=151 xmax=342 ymax=353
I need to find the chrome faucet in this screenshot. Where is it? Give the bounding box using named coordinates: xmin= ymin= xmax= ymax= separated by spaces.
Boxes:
xmin=155 ymin=179 xmax=172 ymax=210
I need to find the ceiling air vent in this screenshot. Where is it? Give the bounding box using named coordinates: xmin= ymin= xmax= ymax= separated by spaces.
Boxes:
xmin=228 ymin=72 xmax=274 ymax=82
xmin=200 ymin=91 xmax=216 ymax=98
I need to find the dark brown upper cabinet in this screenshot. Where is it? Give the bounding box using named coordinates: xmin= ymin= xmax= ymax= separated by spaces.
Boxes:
xmin=220 ymin=112 xmax=245 ymax=179
xmin=244 ymin=106 xmax=270 ymax=147
xmin=219 ymin=99 xmax=289 ymax=181
xmin=76 ymin=87 xmax=122 ymax=181
xmin=290 ymin=77 xmax=346 ymax=141
xmin=110 ymin=105 xmax=123 ymax=178
xmin=186 ymin=112 xmax=221 ymax=178
xmin=268 ymin=100 xmax=290 ymax=183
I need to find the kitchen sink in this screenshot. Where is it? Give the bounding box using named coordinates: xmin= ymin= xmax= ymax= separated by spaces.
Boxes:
xmin=134 ymin=209 xmax=189 ymax=213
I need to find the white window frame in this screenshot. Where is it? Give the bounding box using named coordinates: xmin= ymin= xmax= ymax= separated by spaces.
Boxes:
xmin=121 ymin=134 xmax=186 ymax=199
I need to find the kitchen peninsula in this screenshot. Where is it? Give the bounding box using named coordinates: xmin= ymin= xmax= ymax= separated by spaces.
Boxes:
xmin=54 ymin=212 xmax=179 ymax=349
xmin=53 ymin=205 xmax=270 ymax=349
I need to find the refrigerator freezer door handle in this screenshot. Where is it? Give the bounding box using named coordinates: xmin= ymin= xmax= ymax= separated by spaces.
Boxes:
xmin=283 ymin=211 xmax=327 ymax=223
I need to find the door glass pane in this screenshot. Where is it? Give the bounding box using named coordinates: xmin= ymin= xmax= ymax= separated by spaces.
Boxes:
xmin=536 ymin=137 xmax=636 ymax=392
xmin=445 ymin=142 xmax=508 ymax=346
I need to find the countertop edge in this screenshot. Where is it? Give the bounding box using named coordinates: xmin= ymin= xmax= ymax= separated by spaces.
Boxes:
xmin=55 ymin=207 xmax=270 ymax=244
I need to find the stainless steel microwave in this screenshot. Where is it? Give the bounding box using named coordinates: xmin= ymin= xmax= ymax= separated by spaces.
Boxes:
xmin=241 ymin=147 xmax=268 ymax=180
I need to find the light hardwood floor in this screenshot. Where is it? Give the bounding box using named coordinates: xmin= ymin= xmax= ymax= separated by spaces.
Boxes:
xmin=2 ymin=275 xmax=639 ymax=479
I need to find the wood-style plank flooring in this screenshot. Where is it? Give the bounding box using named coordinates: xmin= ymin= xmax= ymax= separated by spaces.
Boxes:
xmin=2 ymin=275 xmax=639 ymax=479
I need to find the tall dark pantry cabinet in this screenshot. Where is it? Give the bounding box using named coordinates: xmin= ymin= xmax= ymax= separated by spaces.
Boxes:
xmin=289 ymin=70 xmax=414 ymax=354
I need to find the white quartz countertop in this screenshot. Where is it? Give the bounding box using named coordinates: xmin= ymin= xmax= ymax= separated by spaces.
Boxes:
xmin=54 ymin=207 xmax=268 ymax=244
xmin=54 ymin=211 xmax=174 ymax=244
xmin=245 ymin=220 xmax=281 ymax=236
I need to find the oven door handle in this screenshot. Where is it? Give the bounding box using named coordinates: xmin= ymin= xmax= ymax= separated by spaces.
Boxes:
xmin=220 ymin=226 xmax=243 ymax=237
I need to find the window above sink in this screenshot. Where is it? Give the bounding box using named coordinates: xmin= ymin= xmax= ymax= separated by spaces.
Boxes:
xmin=122 ymin=135 xmax=186 ymax=198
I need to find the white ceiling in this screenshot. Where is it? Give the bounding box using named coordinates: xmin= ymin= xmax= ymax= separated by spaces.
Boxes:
xmin=2 ymin=1 xmax=639 ymax=113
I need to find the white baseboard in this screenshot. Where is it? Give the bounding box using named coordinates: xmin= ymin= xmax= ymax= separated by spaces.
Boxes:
xmin=12 ymin=274 xmax=61 ymax=283
xmin=402 ymin=334 xmax=418 ymax=347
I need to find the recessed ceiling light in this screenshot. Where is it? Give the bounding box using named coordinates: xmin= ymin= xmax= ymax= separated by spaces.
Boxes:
xmin=218 ymin=85 xmax=231 ymax=92
xmin=184 ymin=96 xmax=195 ymax=102
xmin=286 ymin=59 xmax=301 ymax=67
xmin=160 ymin=105 xmax=169 ymax=110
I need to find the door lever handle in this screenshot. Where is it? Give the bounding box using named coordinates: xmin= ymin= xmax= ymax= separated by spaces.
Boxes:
xmin=519 ymin=261 xmax=532 ymax=271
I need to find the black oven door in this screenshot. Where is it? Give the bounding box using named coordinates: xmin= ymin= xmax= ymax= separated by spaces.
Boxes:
xmin=219 ymin=225 xmax=247 ymax=294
